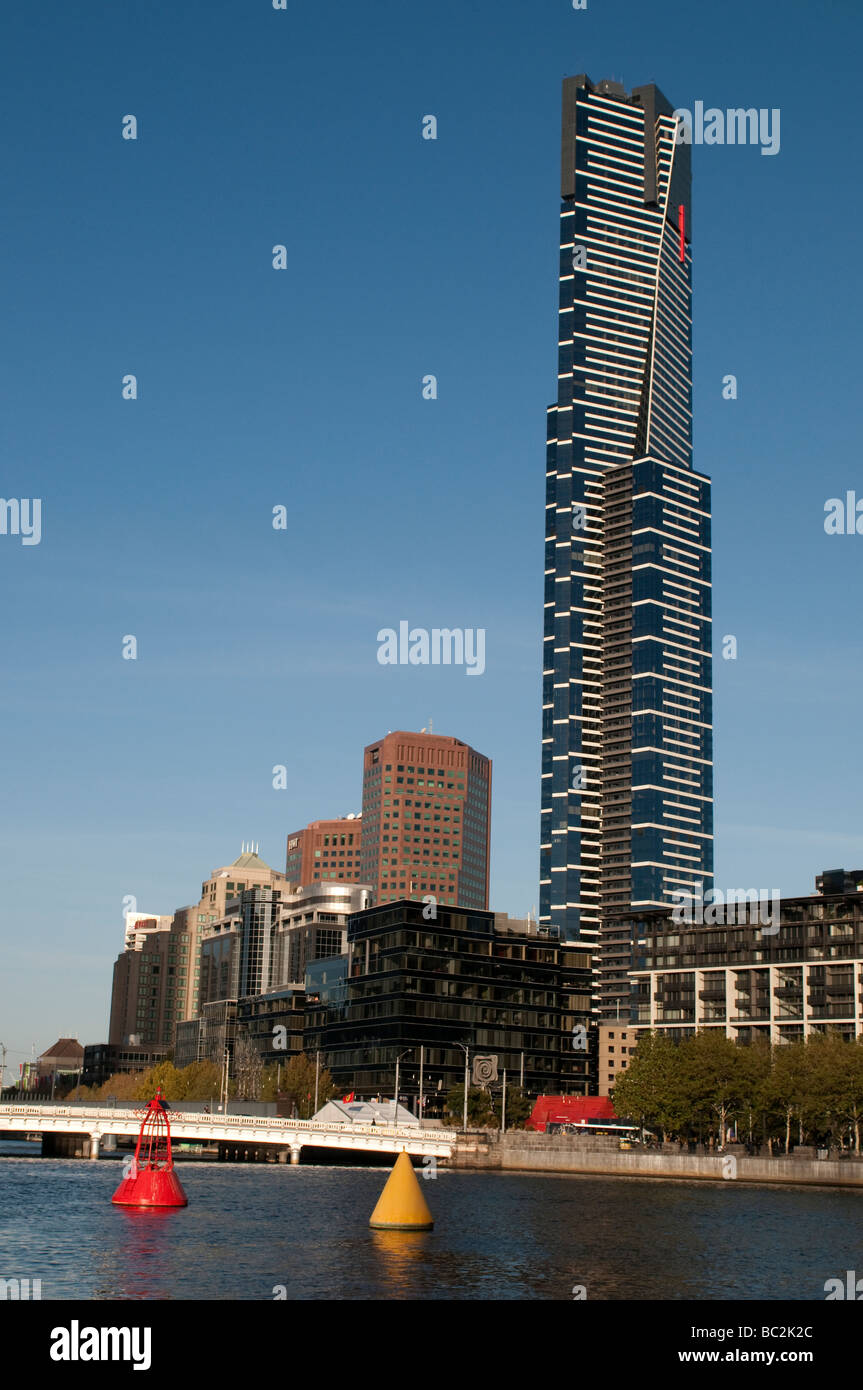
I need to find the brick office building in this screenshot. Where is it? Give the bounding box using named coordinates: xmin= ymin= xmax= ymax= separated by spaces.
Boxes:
xmin=359 ymin=732 xmax=491 ymax=909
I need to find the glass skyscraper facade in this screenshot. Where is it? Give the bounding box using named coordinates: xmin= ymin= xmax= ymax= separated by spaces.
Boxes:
xmin=540 ymin=76 xmax=714 ymax=1012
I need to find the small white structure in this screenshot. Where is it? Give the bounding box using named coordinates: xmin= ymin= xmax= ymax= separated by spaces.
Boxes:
xmin=312 ymin=1099 xmax=418 ymax=1128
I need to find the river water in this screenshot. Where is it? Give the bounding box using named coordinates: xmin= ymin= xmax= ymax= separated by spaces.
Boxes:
xmin=1 ymin=1141 xmax=861 ymax=1300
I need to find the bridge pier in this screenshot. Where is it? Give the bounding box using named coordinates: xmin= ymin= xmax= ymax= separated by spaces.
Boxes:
xmin=89 ymin=1134 xmax=100 ymax=1161
xmin=290 ymin=1145 xmax=301 ymax=1165
xmin=278 ymin=1149 xmax=288 ymax=1164
xmin=42 ymin=1133 xmax=91 ymax=1159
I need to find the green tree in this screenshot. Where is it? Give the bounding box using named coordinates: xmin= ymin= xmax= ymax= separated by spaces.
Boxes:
xmin=804 ymin=1033 xmax=844 ymax=1146
xmin=134 ymin=1061 xmax=184 ymax=1102
xmin=809 ymin=1034 xmax=863 ymax=1153
xmin=611 ymin=1031 xmax=687 ymax=1140
xmin=95 ymin=1071 xmax=147 ymax=1101
xmin=176 ymin=1061 xmax=223 ymax=1103
xmin=282 ymin=1054 xmax=334 ymax=1119
xmin=500 ymin=1085 xmax=532 ymax=1129
xmin=444 ymin=1085 xmax=498 ymax=1129
xmin=234 ymin=1035 xmax=263 ymax=1101
xmin=678 ymin=1031 xmax=751 ymax=1144
xmin=260 ymin=1062 xmax=282 ymax=1102
xmin=835 ymin=1037 xmax=863 ymax=1154
xmin=761 ymin=1041 xmax=810 ymax=1152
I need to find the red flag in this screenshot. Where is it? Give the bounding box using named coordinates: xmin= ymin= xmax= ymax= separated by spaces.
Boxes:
xmin=342 ymin=1092 xmax=355 ymax=1103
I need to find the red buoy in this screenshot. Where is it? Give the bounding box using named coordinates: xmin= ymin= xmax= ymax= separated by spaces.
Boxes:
xmin=112 ymin=1088 xmax=188 ymax=1208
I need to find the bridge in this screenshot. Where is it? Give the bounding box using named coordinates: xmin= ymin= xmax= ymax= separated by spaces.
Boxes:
xmin=0 ymin=1104 xmax=458 ymax=1164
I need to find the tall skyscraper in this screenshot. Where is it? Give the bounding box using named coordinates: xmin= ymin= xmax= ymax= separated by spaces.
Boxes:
xmin=540 ymin=76 xmax=714 ymax=1002
xmin=360 ymin=731 xmax=491 ymax=909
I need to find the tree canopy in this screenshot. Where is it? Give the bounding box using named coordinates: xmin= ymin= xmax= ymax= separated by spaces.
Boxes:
xmin=612 ymin=1031 xmax=863 ymax=1151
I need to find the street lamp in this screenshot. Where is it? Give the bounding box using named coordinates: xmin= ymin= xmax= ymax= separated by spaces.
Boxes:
xmin=453 ymin=1042 xmax=470 ymax=1133
xmin=393 ymin=1049 xmax=413 ymax=1126
xmin=220 ymin=1046 xmax=230 ymax=1114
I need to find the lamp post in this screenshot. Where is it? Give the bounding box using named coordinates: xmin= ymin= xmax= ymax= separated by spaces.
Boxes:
xmin=454 ymin=1042 xmax=469 ymax=1133
xmin=394 ymin=1049 xmax=413 ymax=1126
xmin=220 ymin=1047 xmax=230 ymax=1114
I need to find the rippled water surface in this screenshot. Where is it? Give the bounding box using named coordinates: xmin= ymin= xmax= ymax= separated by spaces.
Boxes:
xmin=1 ymin=1141 xmax=861 ymax=1300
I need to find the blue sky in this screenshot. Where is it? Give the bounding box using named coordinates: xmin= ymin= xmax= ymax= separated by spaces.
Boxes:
xmin=2 ymin=0 xmax=862 ymax=1065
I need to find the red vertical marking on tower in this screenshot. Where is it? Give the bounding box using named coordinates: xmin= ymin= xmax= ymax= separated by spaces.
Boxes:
xmin=678 ymin=204 xmax=686 ymax=263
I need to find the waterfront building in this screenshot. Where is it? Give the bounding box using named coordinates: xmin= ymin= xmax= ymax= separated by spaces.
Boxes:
xmin=621 ymin=871 xmax=863 ymax=1042
xmin=234 ymin=988 xmax=307 ymax=1071
xmin=173 ymin=1019 xmax=203 ymax=1070
xmin=304 ymin=955 xmax=348 ymax=1010
xmin=304 ymin=900 xmax=594 ymax=1109
xmin=285 ymin=815 xmax=363 ymax=885
xmin=82 ymin=1042 xmax=170 ymax=1090
xmin=20 ymin=1037 xmax=85 ymax=1092
xmin=360 ymin=731 xmax=491 ymax=909
xmin=174 ymin=998 xmax=244 ymax=1072
xmin=540 ymin=76 xmax=713 ymax=1020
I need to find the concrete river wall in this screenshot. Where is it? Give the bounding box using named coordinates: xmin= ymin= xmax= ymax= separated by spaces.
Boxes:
xmin=451 ymin=1132 xmax=863 ymax=1189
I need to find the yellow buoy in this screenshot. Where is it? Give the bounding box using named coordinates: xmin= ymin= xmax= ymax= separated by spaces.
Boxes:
xmin=369 ymin=1151 xmax=434 ymax=1231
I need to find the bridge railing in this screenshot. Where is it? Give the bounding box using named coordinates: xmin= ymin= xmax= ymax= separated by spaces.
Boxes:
xmin=0 ymin=1105 xmax=457 ymax=1143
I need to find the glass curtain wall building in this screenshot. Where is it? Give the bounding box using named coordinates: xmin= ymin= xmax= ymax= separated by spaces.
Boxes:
xmin=540 ymin=76 xmax=714 ymax=1014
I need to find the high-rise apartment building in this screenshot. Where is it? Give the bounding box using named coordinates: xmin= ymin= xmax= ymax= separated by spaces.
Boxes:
xmin=198 ymin=885 xmax=286 ymax=1007
xmin=174 ymin=845 xmax=288 ymax=1019
xmin=360 ymin=732 xmax=491 ymax=909
xmin=624 ymin=872 xmax=863 ymax=1043
xmin=196 ymin=881 xmax=371 ymax=1008
xmin=180 ymin=881 xmax=372 ymax=1070
xmin=597 ymin=1021 xmax=635 ymax=1096
xmin=108 ymin=912 xmax=188 ymax=1048
xmin=540 ymin=76 xmax=714 ymax=1001
xmin=285 ymin=816 xmax=362 ymax=885
xmin=271 ymin=881 xmax=372 ymax=985
xmin=108 ymin=847 xmax=288 ymax=1046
